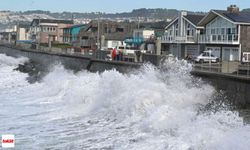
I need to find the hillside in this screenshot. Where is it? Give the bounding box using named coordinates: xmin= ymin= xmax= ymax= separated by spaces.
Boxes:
xmin=7 ymin=8 xmax=250 ymax=31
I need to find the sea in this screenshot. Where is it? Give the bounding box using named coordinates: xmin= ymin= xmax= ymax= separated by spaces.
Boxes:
xmin=0 ymin=53 xmax=250 ymax=150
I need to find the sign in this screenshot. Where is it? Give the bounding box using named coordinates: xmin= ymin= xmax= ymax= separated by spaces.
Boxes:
xmin=2 ymin=135 xmax=15 ymax=148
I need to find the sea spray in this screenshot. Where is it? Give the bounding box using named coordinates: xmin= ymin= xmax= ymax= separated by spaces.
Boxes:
xmin=0 ymin=54 xmax=250 ymax=149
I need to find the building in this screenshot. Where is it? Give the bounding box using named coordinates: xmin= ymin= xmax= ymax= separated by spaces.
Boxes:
xmin=161 ymin=12 xmax=205 ymax=57
xmin=30 ymin=19 xmax=73 ymax=45
xmin=125 ymin=29 xmax=155 ymax=52
xmin=62 ymin=24 xmax=86 ymax=46
xmin=16 ymin=24 xmax=30 ymax=41
xmin=198 ymin=5 xmax=250 ymax=61
xmin=0 ymin=25 xmax=17 ymax=44
xmin=0 ymin=32 xmax=16 ymax=44
xmin=140 ymin=21 xmax=170 ymax=37
xmin=78 ymin=20 xmax=137 ymax=50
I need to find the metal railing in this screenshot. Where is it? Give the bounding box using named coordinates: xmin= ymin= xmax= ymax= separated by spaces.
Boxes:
xmin=193 ymin=61 xmax=250 ymax=79
xmin=198 ymin=34 xmax=239 ymax=44
xmin=161 ymin=35 xmax=196 ymax=43
xmin=1 ymin=42 xmax=140 ymax=63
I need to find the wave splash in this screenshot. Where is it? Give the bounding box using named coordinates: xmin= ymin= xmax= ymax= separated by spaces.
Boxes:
xmin=0 ymin=54 xmax=250 ymax=150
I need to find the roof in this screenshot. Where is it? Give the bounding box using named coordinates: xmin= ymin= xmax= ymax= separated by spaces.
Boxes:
xmin=31 ymin=19 xmax=74 ymax=25
xmin=184 ymin=15 xmax=205 ymax=26
xmin=165 ymin=14 xmax=205 ymax=29
xmin=213 ymin=10 xmax=250 ymax=23
xmin=140 ymin=21 xmax=171 ymax=29
xmin=63 ymin=24 xmax=86 ymax=29
xmin=199 ymin=10 xmax=250 ymax=26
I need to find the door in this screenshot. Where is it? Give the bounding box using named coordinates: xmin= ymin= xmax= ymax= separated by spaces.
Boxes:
xmin=222 ymin=47 xmax=239 ymax=61
xmin=223 ymin=48 xmax=230 ymax=61
xmin=231 ymin=48 xmax=239 ymax=61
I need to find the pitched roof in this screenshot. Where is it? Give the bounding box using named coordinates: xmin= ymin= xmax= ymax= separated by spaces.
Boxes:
xmin=31 ymin=19 xmax=74 ymax=25
xmin=165 ymin=14 xmax=205 ymax=29
xmin=184 ymin=15 xmax=205 ymax=26
xmin=213 ymin=10 xmax=250 ymax=23
xmin=140 ymin=21 xmax=171 ymax=29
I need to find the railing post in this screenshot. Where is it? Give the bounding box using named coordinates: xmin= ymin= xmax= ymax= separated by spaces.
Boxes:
xmin=237 ymin=61 xmax=239 ymax=76
xmin=248 ymin=64 xmax=250 ymax=77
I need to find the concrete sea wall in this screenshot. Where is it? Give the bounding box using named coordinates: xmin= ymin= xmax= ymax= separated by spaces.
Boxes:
xmin=0 ymin=46 xmax=140 ymax=73
xmin=191 ymin=71 xmax=250 ymax=108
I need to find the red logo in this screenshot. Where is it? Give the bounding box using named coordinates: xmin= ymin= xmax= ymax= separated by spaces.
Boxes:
xmin=2 ymin=139 xmax=14 ymax=143
xmin=2 ymin=135 xmax=15 ymax=148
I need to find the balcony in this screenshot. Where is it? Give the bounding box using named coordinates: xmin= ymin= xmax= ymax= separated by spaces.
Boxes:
xmin=161 ymin=35 xmax=196 ymax=43
xmin=198 ymin=34 xmax=239 ymax=45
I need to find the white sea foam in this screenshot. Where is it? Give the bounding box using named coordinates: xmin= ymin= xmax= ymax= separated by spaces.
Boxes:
xmin=0 ymin=54 xmax=250 ymax=150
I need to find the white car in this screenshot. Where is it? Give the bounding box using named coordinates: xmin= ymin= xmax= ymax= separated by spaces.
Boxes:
xmin=195 ymin=51 xmax=219 ymax=63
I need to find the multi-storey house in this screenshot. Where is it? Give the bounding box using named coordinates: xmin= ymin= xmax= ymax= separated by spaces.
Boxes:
xmin=78 ymin=20 xmax=137 ymax=50
xmin=30 ymin=19 xmax=73 ymax=45
xmin=161 ymin=12 xmax=205 ymax=58
xmin=62 ymin=24 xmax=86 ymax=46
xmin=198 ymin=5 xmax=250 ymax=61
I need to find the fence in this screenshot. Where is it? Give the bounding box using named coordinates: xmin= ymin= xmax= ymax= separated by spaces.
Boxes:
xmin=2 ymin=42 xmax=164 ymax=64
xmin=193 ymin=61 xmax=250 ymax=78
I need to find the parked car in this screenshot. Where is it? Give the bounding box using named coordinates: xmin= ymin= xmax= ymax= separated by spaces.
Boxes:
xmin=194 ymin=51 xmax=219 ymax=63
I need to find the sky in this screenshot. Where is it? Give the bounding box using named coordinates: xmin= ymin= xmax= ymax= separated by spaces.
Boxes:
xmin=0 ymin=0 xmax=249 ymax=13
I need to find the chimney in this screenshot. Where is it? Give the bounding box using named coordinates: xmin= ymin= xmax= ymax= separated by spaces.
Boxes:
xmin=227 ymin=5 xmax=240 ymax=14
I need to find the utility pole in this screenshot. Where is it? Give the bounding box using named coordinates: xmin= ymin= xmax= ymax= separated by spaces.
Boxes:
xmin=97 ymin=13 xmax=100 ymax=50
xmin=38 ymin=17 xmax=41 ymax=50
xmin=137 ymin=17 xmax=140 ymax=29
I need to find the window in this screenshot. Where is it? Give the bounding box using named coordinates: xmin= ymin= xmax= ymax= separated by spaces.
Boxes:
xmin=211 ymin=29 xmax=216 ymax=34
xmin=232 ymin=28 xmax=236 ymax=34
xmin=221 ymin=28 xmax=225 ymax=34
xmin=200 ymin=29 xmax=204 ymax=35
xmin=216 ymin=28 xmax=219 ymax=34
xmin=218 ymin=35 xmax=221 ymax=41
xmin=81 ymin=36 xmax=88 ymax=40
xmin=175 ymin=24 xmax=178 ymax=29
xmin=116 ymin=28 xmax=124 ymax=32
xmin=169 ymin=30 xmax=172 ymax=36
xmin=191 ymin=29 xmax=194 ymax=36
xmin=212 ymin=35 xmax=216 ymax=41
xmin=227 ymin=28 xmax=231 ymax=34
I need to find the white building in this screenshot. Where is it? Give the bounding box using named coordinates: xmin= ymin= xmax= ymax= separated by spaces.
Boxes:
xmin=16 ymin=24 xmax=30 ymax=41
